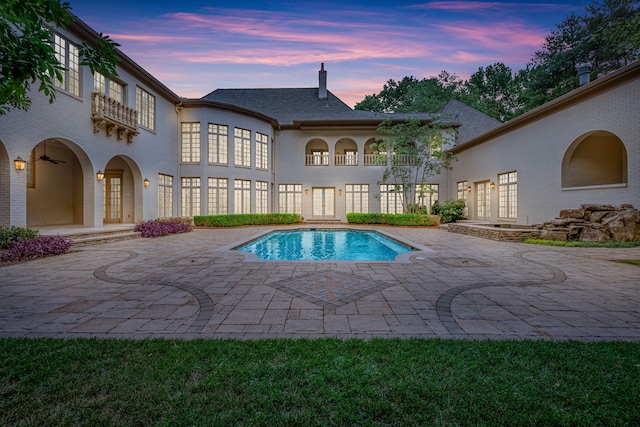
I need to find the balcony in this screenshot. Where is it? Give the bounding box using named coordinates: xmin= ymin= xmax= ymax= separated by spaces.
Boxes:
xmin=91 ymin=92 xmax=139 ymax=144
xmin=305 ymin=153 xmax=329 ymax=166
xmin=334 ymin=153 xmax=358 ymax=166
xmin=364 ymin=153 xmax=387 ymax=166
xmin=392 ymin=154 xmax=420 ymax=166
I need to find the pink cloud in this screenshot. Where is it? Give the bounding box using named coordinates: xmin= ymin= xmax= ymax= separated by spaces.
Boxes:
xmin=412 ymin=1 xmax=577 ymax=12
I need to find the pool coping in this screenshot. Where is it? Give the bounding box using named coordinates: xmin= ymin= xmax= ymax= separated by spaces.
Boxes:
xmin=215 ymin=226 xmax=435 ymax=263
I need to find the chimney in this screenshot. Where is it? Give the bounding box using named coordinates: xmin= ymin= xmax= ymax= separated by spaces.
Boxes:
xmin=578 ymin=64 xmax=591 ymax=86
xmin=318 ymin=63 xmax=327 ymax=100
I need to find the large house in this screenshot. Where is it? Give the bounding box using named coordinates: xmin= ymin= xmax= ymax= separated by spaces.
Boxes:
xmin=1 ymin=18 xmax=638 ymax=229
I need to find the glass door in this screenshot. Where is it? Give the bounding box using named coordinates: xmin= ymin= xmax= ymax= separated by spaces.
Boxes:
xmin=312 ymin=187 xmax=335 ymax=218
xmin=476 ymin=181 xmax=490 ymax=221
xmin=104 ymin=172 xmax=123 ymax=223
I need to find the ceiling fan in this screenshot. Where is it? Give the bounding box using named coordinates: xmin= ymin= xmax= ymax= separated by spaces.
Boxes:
xmin=38 ymin=141 xmax=67 ymax=165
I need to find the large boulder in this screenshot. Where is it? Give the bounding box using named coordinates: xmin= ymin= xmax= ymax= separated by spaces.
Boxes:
xmin=580 ymin=224 xmax=611 ymax=242
xmin=559 ymin=209 xmax=585 ymax=219
xmin=602 ymin=209 xmax=640 ymax=241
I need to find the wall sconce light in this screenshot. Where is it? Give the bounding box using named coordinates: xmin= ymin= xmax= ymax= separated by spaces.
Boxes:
xmin=490 ymin=182 xmax=495 ymax=190
xmin=96 ymin=170 xmax=104 ymax=181
xmin=466 ymin=186 xmax=472 ymax=193
xmin=14 ymin=157 xmax=26 ymax=171
xmin=338 ymin=189 xmax=343 ymax=196
xmin=305 ymin=189 xmax=309 ymax=196
xmin=143 ymin=178 xmax=150 ymax=188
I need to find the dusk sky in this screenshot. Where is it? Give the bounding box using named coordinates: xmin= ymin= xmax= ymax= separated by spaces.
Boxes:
xmin=69 ymin=0 xmax=588 ymax=107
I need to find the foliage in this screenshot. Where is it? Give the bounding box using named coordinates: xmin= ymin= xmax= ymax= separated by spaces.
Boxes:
xmin=0 ymin=225 xmax=39 ymax=249
xmin=134 ymin=219 xmax=192 ymax=238
xmin=374 ymin=117 xmax=455 ymax=214
xmin=615 ymin=259 xmax=640 ymax=266
xmin=1 ymin=338 xmax=639 ymax=425
xmin=194 ymin=213 xmax=302 ymax=227
xmin=431 ymin=199 xmax=467 ymax=223
xmin=1 ymin=235 xmax=73 ymax=261
xmin=347 ymin=212 xmax=439 ymax=226
xmin=523 ymin=238 xmax=640 ymax=248
xmin=0 ymin=0 xmax=120 ymax=115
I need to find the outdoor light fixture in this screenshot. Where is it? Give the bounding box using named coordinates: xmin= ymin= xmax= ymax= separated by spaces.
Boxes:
xmin=14 ymin=157 xmax=26 ymax=171
xmin=338 ymin=189 xmax=343 ymax=196
xmin=490 ymin=182 xmax=495 ymax=190
xmin=467 ymin=186 xmax=472 ymax=192
xmin=96 ymin=170 xmax=104 ymax=181
xmin=305 ymin=189 xmax=309 ymax=196
xmin=144 ymin=178 xmax=149 ymax=188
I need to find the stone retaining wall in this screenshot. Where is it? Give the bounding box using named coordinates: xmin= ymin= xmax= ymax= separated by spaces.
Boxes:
xmin=446 ymin=224 xmax=541 ymax=242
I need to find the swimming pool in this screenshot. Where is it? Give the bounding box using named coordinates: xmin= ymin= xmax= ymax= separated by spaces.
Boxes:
xmin=235 ymin=229 xmax=414 ymax=261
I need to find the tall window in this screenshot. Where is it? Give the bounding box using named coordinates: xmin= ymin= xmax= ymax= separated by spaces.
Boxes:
xmin=477 ymin=181 xmax=491 ymax=219
xmin=256 ymin=132 xmax=269 ymax=170
xmin=380 ymin=184 xmax=404 ymax=214
xmin=279 ymin=184 xmax=302 ymax=214
xmin=234 ymin=128 xmax=251 ymax=167
xmin=256 ymin=181 xmax=268 ymax=213
xmin=498 ymin=171 xmax=518 ymax=219
xmin=234 ymin=179 xmax=251 ymax=213
xmin=345 ymin=184 xmax=369 ymax=213
xmin=181 ymin=177 xmax=200 ymax=217
xmin=415 ymin=184 xmax=439 ymax=213
xmin=208 ymin=178 xmax=228 ymax=215
xmin=457 ymin=180 xmax=469 ymax=217
xmin=181 ymin=123 xmax=201 ymax=163
xmin=53 ymin=34 xmax=80 ymax=96
xmin=208 ymin=124 xmax=228 ymax=164
xmin=94 ymin=72 xmax=124 ymax=103
xmin=136 ymin=86 xmax=155 ymax=131
xmin=158 ymin=174 xmax=173 ymax=218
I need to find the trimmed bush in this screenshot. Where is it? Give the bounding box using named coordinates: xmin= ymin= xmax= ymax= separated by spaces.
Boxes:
xmin=135 ymin=219 xmax=193 ymax=237
xmin=431 ymin=199 xmax=466 ymax=223
xmin=0 ymin=226 xmax=39 ymax=249
xmin=1 ymin=236 xmax=74 ymax=262
xmin=194 ymin=213 xmax=302 ymax=227
xmin=347 ymin=212 xmax=439 ymax=226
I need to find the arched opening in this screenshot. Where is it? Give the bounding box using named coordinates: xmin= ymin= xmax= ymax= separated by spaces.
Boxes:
xmin=364 ymin=138 xmax=386 ymax=166
xmin=103 ymin=155 xmax=143 ymax=224
xmin=305 ymin=139 xmax=329 ymax=165
xmin=334 ymin=138 xmax=358 ymax=165
xmin=562 ymin=131 xmax=628 ymax=188
xmin=0 ymin=141 xmax=10 ymax=226
xmin=27 ymin=139 xmax=91 ymax=227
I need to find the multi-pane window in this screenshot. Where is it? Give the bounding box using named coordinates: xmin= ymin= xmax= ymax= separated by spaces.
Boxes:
xmin=53 ymin=34 xmax=80 ymax=96
xmin=345 ymin=184 xmax=369 ymax=213
xmin=279 ymin=184 xmax=302 ymax=214
xmin=208 ymin=178 xmax=228 ymax=215
xmin=457 ymin=180 xmax=469 ymax=217
xmin=94 ymin=72 xmax=124 ymax=103
xmin=256 ymin=181 xmax=268 ymax=214
xmin=208 ymin=124 xmax=228 ymax=164
xmin=380 ymin=184 xmax=404 ymax=214
xmin=234 ymin=179 xmax=251 ymax=214
xmin=158 ymin=174 xmax=173 ymax=218
xmin=415 ymin=184 xmax=439 ymax=213
xmin=234 ymin=128 xmax=251 ymax=167
xmin=136 ymin=86 xmax=155 ymax=130
xmin=181 ymin=123 xmax=201 ymax=163
xmin=181 ymin=177 xmax=200 ymax=217
xmin=498 ymin=171 xmax=518 ymax=219
xmin=477 ymin=181 xmax=491 ymax=219
xmin=256 ymin=133 xmax=269 ymax=170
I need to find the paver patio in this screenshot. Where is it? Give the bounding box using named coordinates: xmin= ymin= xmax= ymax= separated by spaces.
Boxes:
xmin=1 ymin=225 xmax=639 ymax=340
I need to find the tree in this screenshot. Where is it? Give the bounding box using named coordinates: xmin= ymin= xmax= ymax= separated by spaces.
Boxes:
xmin=0 ymin=0 xmax=120 ymax=115
xmin=374 ymin=118 xmax=455 ymax=214
xmin=464 ymin=63 xmax=525 ymax=121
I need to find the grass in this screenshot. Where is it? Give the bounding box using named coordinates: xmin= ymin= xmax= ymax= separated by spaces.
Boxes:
xmin=1 ymin=338 xmax=639 ymax=426
xmin=524 ymin=238 xmax=640 ymax=248
xmin=616 ymin=259 xmax=640 ymax=266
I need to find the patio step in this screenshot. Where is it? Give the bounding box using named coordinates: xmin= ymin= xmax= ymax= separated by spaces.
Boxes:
xmin=304 ymin=219 xmax=344 ymax=225
xmin=40 ymin=227 xmax=141 ymax=247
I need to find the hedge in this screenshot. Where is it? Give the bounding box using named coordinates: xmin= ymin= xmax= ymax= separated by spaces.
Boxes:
xmin=194 ymin=213 xmax=302 ymax=227
xmin=347 ymin=213 xmax=439 ymax=226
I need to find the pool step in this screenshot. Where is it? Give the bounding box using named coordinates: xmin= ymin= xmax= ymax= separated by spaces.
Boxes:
xmin=304 ymin=219 xmax=344 ymax=225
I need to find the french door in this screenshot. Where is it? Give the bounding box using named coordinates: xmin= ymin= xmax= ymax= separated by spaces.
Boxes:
xmin=476 ymin=181 xmax=490 ymax=221
xmin=312 ymin=187 xmax=335 ymax=218
xmin=104 ymin=172 xmax=123 ymax=223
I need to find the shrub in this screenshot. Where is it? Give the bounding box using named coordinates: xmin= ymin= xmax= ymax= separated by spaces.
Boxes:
xmin=135 ymin=219 xmax=193 ymax=237
xmin=1 ymin=236 xmax=74 ymax=262
xmin=194 ymin=213 xmax=302 ymax=227
xmin=431 ymin=199 xmax=466 ymax=223
xmin=347 ymin=213 xmax=439 ymax=226
xmin=0 ymin=226 xmax=39 ymax=249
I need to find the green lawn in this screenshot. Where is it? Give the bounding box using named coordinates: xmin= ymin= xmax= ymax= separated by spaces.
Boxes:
xmin=2 ymin=338 xmax=639 ymax=426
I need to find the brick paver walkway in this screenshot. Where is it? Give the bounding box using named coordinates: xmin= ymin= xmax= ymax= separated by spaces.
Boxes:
xmin=1 ymin=226 xmax=639 ymax=340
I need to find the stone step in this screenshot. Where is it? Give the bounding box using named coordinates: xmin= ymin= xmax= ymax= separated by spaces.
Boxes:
xmin=71 ymin=231 xmax=141 ymax=247
xmin=304 ymin=219 xmax=344 ymax=225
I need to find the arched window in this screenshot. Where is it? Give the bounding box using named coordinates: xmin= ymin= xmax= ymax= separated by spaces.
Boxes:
xmin=305 ymin=139 xmax=329 ymax=165
xmin=562 ymin=131 xmax=627 ymax=188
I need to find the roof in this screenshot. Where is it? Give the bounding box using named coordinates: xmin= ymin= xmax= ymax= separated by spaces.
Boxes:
xmin=438 ymin=99 xmax=501 ymax=145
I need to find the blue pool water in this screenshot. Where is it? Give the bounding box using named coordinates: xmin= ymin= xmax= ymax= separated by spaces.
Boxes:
xmin=236 ymin=229 xmax=413 ymax=261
